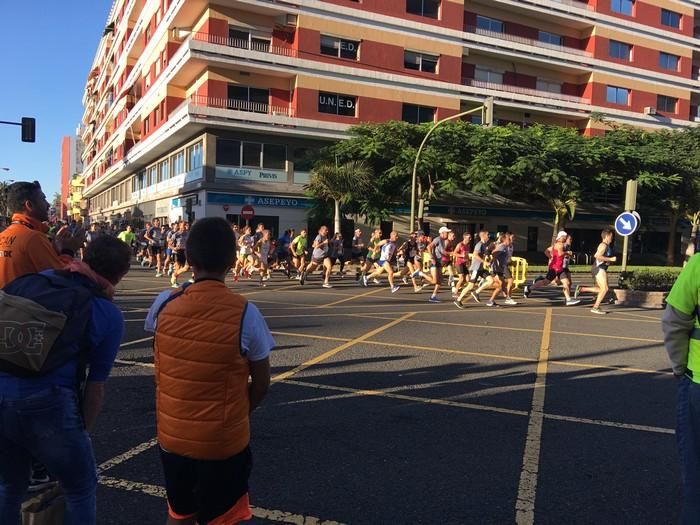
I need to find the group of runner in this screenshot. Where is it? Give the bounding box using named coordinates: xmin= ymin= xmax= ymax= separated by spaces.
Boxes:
xmin=206 ymin=221 xmax=617 ymax=313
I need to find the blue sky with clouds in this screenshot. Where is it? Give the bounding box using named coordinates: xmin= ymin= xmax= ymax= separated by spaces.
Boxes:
xmin=0 ymin=1 xmax=113 ymax=199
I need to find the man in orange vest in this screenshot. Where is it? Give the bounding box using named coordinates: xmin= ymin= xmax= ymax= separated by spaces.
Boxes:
xmin=145 ymin=217 xmax=274 ymax=525
xmin=0 ymin=181 xmax=84 ymax=289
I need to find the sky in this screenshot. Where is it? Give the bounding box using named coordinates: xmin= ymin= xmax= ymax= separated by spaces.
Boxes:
xmin=0 ymin=1 xmax=113 ymax=200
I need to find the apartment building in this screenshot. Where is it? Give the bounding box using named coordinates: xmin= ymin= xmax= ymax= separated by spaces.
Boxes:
xmin=80 ymin=0 xmax=700 ymax=238
xmin=60 ymin=132 xmax=84 ymax=220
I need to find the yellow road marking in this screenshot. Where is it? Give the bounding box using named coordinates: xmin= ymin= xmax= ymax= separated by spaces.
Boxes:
xmin=271 ymin=331 xmax=350 ymax=343
xmin=120 ymin=337 xmax=153 ymax=348
xmin=317 ymin=287 xmax=386 ymax=308
xmin=515 ymin=308 xmax=552 ymax=524
xmin=240 ymin=284 xmax=299 ymax=297
xmin=272 ymin=313 xmax=415 ymax=382
xmin=551 ymin=330 xmax=662 ymax=344
xmin=97 ymin=439 xmax=158 ymax=473
xmin=98 ymin=476 xmax=347 ymax=524
xmin=548 ymin=360 xmax=671 ymax=376
xmin=283 ymin=378 xmax=674 ymax=435
xmin=607 ymin=311 xmax=662 ymax=321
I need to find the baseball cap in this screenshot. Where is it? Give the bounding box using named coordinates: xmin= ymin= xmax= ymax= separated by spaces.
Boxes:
xmin=556 ymin=231 xmax=568 ymax=240
xmin=438 ymin=226 xmax=452 ymax=234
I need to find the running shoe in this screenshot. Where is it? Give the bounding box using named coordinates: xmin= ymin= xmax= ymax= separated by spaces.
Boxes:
xmin=300 ymin=271 xmax=306 ymax=285
xmin=187 ymin=278 xmax=194 ymax=284
xmin=565 ymin=299 xmax=581 ymax=306
xmin=322 ymin=283 xmax=333 ymax=289
xmin=262 ymin=275 xmax=270 ymax=281
xmin=295 ymin=274 xmax=302 ymax=280
xmin=155 ymin=272 xmax=163 ymax=278
xmin=373 ymin=278 xmax=381 ymax=285
xmin=429 ymin=296 xmax=441 ymax=303
xmin=574 ymin=285 xmax=581 ymax=299
xmin=486 ymin=301 xmax=499 ymax=307
xmin=471 ymin=292 xmax=481 ymax=303
xmin=171 ymin=283 xmax=179 ymax=288
xmin=391 ymin=285 xmax=400 ymax=294
xmin=402 ymin=277 xmax=409 ymax=285
xmin=454 ymin=300 xmax=465 ymax=310
xmin=28 ymin=465 xmax=52 ymax=493
xmin=140 ymin=260 xmax=148 ymax=267
xmin=523 ymin=285 xmax=531 ymax=298
xmin=590 ymin=307 xmax=607 ymax=315
xmin=362 ymin=275 xmax=368 ymax=287
xmin=504 ymin=298 xmax=518 ymax=306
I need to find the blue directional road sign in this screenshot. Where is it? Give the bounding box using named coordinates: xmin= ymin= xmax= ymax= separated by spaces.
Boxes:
xmin=615 ymin=211 xmax=641 ymax=237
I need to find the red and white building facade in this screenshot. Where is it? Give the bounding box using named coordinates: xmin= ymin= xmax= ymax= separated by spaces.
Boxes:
xmin=80 ymin=0 xmax=700 ymax=235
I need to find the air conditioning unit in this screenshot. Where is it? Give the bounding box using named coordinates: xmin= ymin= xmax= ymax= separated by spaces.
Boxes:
xmin=644 ymin=106 xmax=657 ymax=115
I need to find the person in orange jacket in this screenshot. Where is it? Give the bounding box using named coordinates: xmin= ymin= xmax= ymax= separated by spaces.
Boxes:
xmin=0 ymin=181 xmax=84 ymax=289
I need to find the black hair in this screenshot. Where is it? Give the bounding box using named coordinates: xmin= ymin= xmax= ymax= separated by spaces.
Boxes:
xmin=6 ymin=181 xmax=42 ymax=214
xmin=83 ymin=236 xmax=131 ymax=284
xmin=601 ymin=228 xmax=614 ymax=239
xmin=186 ymin=217 xmax=236 ymax=273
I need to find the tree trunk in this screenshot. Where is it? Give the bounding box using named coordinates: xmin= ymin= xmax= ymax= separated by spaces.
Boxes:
xmin=333 ymin=199 xmax=341 ymax=235
xmin=685 ymin=216 xmax=699 ymax=266
xmin=666 ymin=212 xmax=680 ymax=266
xmin=551 ymin=209 xmax=560 ymax=247
xmin=416 ymin=180 xmax=424 ymax=230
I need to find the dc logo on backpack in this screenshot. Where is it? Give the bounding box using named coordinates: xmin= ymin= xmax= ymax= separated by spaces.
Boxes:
xmin=0 ymin=321 xmax=49 ymax=356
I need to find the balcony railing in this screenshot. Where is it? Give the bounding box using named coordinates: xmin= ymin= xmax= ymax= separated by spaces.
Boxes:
xmin=463 ymin=78 xmax=590 ymax=104
xmin=464 ymin=26 xmax=591 ymax=57
xmin=192 ymin=32 xmax=298 ymax=58
xmin=549 ymin=0 xmax=595 ymax=11
xmin=190 ymin=95 xmax=295 ymax=117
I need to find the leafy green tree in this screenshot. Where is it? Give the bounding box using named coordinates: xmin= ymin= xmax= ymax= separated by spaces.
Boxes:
xmin=305 ymin=160 xmax=372 ymax=234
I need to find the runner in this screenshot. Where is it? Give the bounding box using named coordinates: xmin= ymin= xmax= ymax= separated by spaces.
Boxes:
xmin=117 ymin=225 xmax=136 ymax=251
xmin=144 ymin=218 xmax=164 ymax=277
xmin=277 ymin=229 xmax=293 ymax=278
xmin=255 ymin=230 xmax=272 ymax=286
xmin=454 ymin=229 xmax=490 ymax=308
xmin=363 ymin=228 xmax=383 ymax=283
xmin=237 ymin=225 xmax=257 ymax=279
xmin=351 ymin=228 xmax=366 ymax=281
xmin=524 ymin=231 xmax=581 ymax=306
xmin=363 ymin=231 xmax=401 ymax=293
xmin=481 ymin=233 xmax=519 ymax=307
xmin=170 ymin=222 xmax=191 ymax=288
xmin=452 ymin=232 xmax=472 ymax=297
xmin=444 ymin=231 xmax=457 ymax=289
xmin=163 ymin=223 xmax=177 ymax=277
xmin=575 ymin=228 xmax=617 ymax=314
xmin=291 ymin=229 xmax=308 ymax=279
xmin=426 ymin=226 xmax=451 ymax=303
xmin=330 ymin=232 xmax=346 ymax=277
xmin=300 ymin=225 xmax=333 ymax=288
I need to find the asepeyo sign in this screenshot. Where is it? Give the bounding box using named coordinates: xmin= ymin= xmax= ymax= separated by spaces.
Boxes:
xmin=215 ymin=166 xmax=288 ymax=183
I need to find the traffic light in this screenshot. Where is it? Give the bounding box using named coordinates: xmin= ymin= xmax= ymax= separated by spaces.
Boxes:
xmin=21 ymin=117 xmax=35 ymax=143
xmin=483 ymin=97 xmax=494 ymax=127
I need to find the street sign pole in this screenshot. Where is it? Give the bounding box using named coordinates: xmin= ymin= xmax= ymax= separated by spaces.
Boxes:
xmin=621 ymin=180 xmax=638 ymax=273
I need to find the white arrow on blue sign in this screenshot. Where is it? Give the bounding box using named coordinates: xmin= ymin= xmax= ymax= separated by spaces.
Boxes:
xmin=614 ymin=211 xmax=641 ymax=237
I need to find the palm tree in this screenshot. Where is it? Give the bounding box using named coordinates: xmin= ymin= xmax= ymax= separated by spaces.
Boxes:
xmin=305 ymin=160 xmax=372 ymax=234
xmin=551 ymin=198 xmax=576 ymax=245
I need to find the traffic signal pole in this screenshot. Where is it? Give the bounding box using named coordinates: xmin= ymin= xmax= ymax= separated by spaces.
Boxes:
xmin=409 ymin=98 xmax=493 ymax=230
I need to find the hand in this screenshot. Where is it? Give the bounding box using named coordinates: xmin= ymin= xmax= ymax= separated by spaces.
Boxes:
xmin=54 ymin=226 xmax=85 ymax=255
xmin=610 ymin=256 xmax=617 ymax=262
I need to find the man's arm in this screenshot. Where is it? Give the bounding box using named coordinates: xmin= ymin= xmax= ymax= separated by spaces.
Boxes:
xmin=27 ymin=233 xmax=73 ymax=271
xmin=662 ymin=305 xmax=694 ymax=376
xmin=82 ymin=381 xmax=105 ymax=431
xmin=248 ymin=357 xmax=270 ymax=413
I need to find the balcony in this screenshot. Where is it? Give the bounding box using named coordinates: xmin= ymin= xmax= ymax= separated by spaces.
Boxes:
xmin=192 ymin=31 xmax=298 ymax=58
xmin=463 ymin=78 xmax=590 ymax=105
xmin=190 ymin=95 xmax=295 ymax=117
xmin=463 ymin=25 xmax=591 ymax=58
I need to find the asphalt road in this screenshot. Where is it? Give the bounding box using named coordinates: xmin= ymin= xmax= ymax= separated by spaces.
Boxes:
xmin=92 ymin=264 xmax=678 ymax=524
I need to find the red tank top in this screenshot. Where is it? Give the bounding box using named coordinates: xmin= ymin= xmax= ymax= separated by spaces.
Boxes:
xmin=549 ymin=249 xmax=564 ymax=273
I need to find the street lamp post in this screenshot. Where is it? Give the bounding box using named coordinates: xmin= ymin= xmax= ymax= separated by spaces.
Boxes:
xmin=409 ymin=99 xmax=493 ymax=230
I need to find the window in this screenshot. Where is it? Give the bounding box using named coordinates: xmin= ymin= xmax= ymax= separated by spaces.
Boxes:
xmin=263 ymin=144 xmax=287 ymax=170
xmin=476 ymin=15 xmax=503 ymax=33
xmin=320 ymin=35 xmax=359 ymax=60
xmin=227 ymin=85 xmax=269 ymax=112
xmin=148 ymin=166 xmax=157 ymax=186
xmin=536 ymin=79 xmax=562 ymax=93
xmin=402 ymin=104 xmax=435 ymax=124
xmin=406 ymin=0 xmax=440 ymax=18
xmin=538 ymin=31 xmax=562 ymax=46
xmin=611 ymin=0 xmax=633 ymax=16
xmin=659 ymin=52 xmax=680 ymax=71
xmin=228 ymin=27 xmax=271 ymax=52
xmin=606 ymin=86 xmax=630 ymax=105
xmin=144 ymin=117 xmax=150 ymax=134
xmin=159 ymin=159 xmax=169 ymax=182
xmin=661 ymin=9 xmax=681 ymax=29
xmin=242 ymin=142 xmax=262 ymax=167
xmin=216 ymin=139 xmax=241 ymax=166
xmin=404 ymin=51 xmax=438 ymax=73
xmin=474 ymin=67 xmax=504 ymax=85
xmin=318 ymin=92 xmax=357 ymax=117
xmin=187 ymin=142 xmax=202 ymax=170
xmin=609 ymin=40 xmax=631 ymax=60
xmin=173 ymin=151 xmax=185 ymax=175
xmin=657 ymin=95 xmax=677 ymax=113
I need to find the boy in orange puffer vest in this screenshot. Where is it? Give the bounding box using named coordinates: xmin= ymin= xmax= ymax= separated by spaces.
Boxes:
xmin=146 ymin=217 xmax=274 ymax=525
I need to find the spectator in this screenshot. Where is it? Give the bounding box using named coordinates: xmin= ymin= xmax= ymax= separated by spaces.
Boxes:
xmin=0 ymin=236 xmax=131 ymax=524
xmin=0 ymin=181 xmax=83 ymax=289
xmin=145 ymin=217 xmax=274 ymax=525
